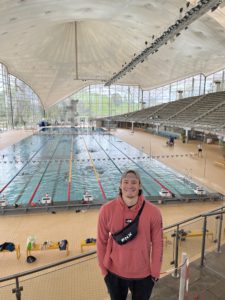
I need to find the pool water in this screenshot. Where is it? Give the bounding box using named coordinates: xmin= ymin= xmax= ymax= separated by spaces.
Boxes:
xmin=0 ymin=128 xmax=214 ymax=206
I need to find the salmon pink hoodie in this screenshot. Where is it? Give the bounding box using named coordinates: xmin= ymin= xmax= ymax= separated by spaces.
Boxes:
xmin=97 ymin=195 xmax=163 ymax=279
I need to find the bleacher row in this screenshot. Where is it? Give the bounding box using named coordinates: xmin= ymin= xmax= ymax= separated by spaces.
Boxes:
xmin=106 ymin=91 xmax=225 ymax=131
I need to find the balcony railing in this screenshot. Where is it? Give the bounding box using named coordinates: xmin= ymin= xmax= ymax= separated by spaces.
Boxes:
xmin=0 ymin=205 xmax=225 ymax=300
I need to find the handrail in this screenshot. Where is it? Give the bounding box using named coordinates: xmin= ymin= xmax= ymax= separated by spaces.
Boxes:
xmin=0 ymin=203 xmax=225 ymax=299
xmin=163 ymin=204 xmax=225 ymax=276
xmin=0 ymin=250 xmax=96 ymax=283
xmin=201 ymin=210 xmax=225 ymax=217
xmin=201 ymin=209 xmax=225 ymax=266
xmin=164 ymin=204 xmax=225 ymax=230
xmin=0 ymin=202 xmax=103 ymax=214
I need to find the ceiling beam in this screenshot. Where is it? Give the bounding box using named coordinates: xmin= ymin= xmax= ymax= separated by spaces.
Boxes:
xmin=105 ymin=0 xmax=223 ymax=87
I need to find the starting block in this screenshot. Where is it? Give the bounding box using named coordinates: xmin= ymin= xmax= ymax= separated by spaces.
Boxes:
xmin=80 ymin=239 xmax=96 ymax=253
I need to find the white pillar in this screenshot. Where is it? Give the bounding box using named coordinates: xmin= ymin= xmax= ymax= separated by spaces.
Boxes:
xmin=177 ymin=90 xmax=183 ymax=100
xmin=185 ymin=129 xmax=189 ymax=143
xmin=214 ymin=80 xmax=221 ymax=92
xmin=184 ymin=127 xmax=190 ymax=143
xmin=179 ymin=252 xmax=189 ymax=300
xmin=131 ymin=121 xmax=134 ymax=133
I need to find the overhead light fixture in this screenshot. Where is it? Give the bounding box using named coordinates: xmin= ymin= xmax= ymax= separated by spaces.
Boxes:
xmin=105 ymin=0 xmax=223 ymax=86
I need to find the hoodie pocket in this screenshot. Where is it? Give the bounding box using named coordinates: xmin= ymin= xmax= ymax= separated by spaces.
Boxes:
xmin=110 ymin=242 xmax=150 ymax=275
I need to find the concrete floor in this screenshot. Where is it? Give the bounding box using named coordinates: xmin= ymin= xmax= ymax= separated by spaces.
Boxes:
xmin=151 ymin=244 xmax=225 ymax=300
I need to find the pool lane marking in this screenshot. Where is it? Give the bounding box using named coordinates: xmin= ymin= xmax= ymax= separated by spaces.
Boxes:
xmin=28 ymin=140 xmax=60 ymax=205
xmin=51 ymin=160 xmax=63 ymax=200
xmin=14 ymin=161 xmax=42 ymax=204
xmin=92 ymin=135 xmax=151 ymax=196
xmin=103 ymin=135 xmax=173 ymax=195
xmin=0 ymin=143 xmax=47 ymax=194
xmin=82 ymin=136 xmax=107 ymax=201
xmin=67 ymin=137 xmax=74 ymax=202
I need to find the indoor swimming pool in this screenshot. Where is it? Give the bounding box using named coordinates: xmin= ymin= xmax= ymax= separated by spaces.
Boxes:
xmin=0 ymin=127 xmax=219 ymax=208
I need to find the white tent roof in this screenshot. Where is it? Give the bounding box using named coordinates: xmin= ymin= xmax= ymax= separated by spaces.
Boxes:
xmin=0 ymin=0 xmax=225 ymax=108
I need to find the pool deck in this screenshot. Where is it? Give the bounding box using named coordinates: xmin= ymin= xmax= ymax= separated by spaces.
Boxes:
xmin=0 ymin=129 xmax=34 ymax=150
xmin=112 ymin=128 xmax=225 ymax=196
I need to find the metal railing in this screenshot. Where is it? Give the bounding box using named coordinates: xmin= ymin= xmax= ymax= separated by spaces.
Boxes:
xmin=0 ymin=204 xmax=225 ymax=299
xmin=163 ymin=204 xmax=225 ymax=278
xmin=0 ymin=251 xmax=97 ymax=300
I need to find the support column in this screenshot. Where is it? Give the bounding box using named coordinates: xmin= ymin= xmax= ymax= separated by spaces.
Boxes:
xmin=185 ymin=129 xmax=189 ymax=143
xmin=184 ymin=128 xmax=190 ymax=143
xmin=131 ymin=121 xmax=134 ymax=133
xmin=177 ymin=90 xmax=183 ymax=100
xmin=214 ymin=80 xmax=221 ymax=92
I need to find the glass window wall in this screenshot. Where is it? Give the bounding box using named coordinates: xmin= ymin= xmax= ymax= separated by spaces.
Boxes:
xmin=0 ymin=62 xmax=43 ymax=130
xmin=1 ymin=60 xmax=225 ymax=129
